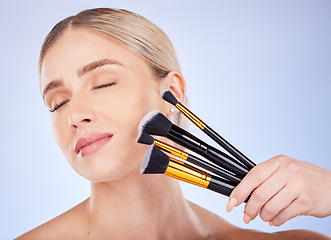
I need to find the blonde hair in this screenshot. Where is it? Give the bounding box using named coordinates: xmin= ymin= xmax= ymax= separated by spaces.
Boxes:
xmin=39 ymin=8 xmax=187 ymax=128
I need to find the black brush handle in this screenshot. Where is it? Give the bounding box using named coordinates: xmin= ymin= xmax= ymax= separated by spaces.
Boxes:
xmin=187 ymin=153 xmax=242 ymax=184
xmin=208 ymin=176 xmax=234 ymax=196
xmin=168 ymin=125 xmax=249 ymax=178
xmin=205 ymin=146 xmax=248 ymax=177
xmin=203 ymin=125 xmax=256 ymax=169
xmin=208 ymin=176 xmax=250 ymax=203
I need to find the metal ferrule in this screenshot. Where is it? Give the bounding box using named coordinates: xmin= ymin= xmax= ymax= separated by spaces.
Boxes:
xmin=164 ymin=158 xmax=211 ymax=188
xmin=154 ymin=140 xmax=189 ymax=160
xmin=176 ymin=103 xmax=206 ymax=130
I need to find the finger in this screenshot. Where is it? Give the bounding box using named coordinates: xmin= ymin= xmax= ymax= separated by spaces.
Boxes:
xmin=260 ymin=184 xmax=298 ymax=222
xmin=270 ymin=199 xmax=302 ymax=226
xmin=228 ymin=156 xmax=281 ymax=209
xmin=226 ymin=197 xmax=238 ymax=212
xmin=243 ymin=169 xmax=286 ymax=221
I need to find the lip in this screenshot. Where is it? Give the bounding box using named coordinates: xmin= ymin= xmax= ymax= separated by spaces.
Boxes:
xmin=74 ymin=133 xmax=113 ymax=157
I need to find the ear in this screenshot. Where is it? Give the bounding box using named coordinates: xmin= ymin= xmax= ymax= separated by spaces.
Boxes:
xmin=160 ymin=70 xmax=186 ymax=116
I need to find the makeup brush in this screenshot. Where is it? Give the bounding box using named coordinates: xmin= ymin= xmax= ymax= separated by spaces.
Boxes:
xmin=139 ymin=111 xmax=249 ymax=178
xmin=162 ymin=90 xmax=256 ymax=170
xmin=141 ymin=144 xmax=235 ymax=198
xmin=137 ymin=130 xmax=241 ymax=184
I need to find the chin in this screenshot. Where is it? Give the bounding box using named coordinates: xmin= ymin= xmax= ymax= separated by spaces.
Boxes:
xmin=75 ymin=153 xmax=142 ymax=183
xmin=66 ymin=139 xmax=147 ymax=182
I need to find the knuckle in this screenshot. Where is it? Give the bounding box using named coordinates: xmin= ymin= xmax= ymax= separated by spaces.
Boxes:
xmin=263 ymin=204 xmax=275 ymax=216
xmin=244 ymin=209 xmax=256 ymax=220
xmin=287 ymin=161 xmax=300 ymax=175
xmin=251 ymin=170 xmax=265 ymax=184
xmin=297 ymin=195 xmax=314 ymax=212
xmin=244 ymin=203 xmax=257 ymax=217
xmin=252 ymin=188 xmax=266 ymax=203
xmin=230 ymin=185 xmax=244 ymax=200
xmin=260 ymin=205 xmax=274 ymax=222
xmin=275 ymin=154 xmax=287 ymax=162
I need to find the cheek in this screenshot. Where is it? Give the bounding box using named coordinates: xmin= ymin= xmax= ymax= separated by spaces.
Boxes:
xmin=120 ymin=89 xmax=161 ymax=135
xmin=51 ymin=115 xmax=71 ymax=159
xmin=103 ymin=83 xmax=162 ymax=132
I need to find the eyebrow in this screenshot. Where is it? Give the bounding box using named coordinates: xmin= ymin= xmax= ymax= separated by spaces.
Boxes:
xmin=42 ymin=59 xmax=123 ymax=101
xmin=42 ymin=79 xmax=63 ymax=101
xmin=77 ymin=58 xmax=123 ymax=78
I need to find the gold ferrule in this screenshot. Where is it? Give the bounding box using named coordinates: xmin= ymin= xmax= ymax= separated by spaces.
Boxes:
xmin=176 ymin=103 xmax=206 ymax=130
xmin=154 ymin=140 xmax=189 ymax=160
xmin=164 ymin=158 xmax=211 ymax=188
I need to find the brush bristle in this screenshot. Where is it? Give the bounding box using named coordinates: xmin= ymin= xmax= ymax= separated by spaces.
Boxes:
xmin=136 ymin=130 xmax=155 ymax=145
xmin=141 ymin=145 xmax=170 ymax=174
xmin=138 ymin=110 xmax=173 ymax=137
xmin=162 ymin=90 xmax=178 ymax=106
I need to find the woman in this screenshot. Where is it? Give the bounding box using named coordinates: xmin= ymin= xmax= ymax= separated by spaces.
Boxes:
xmin=17 ymin=8 xmax=330 ymax=239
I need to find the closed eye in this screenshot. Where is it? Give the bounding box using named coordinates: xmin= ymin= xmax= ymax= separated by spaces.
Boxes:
xmin=93 ymin=82 xmax=115 ymax=90
xmin=50 ymin=100 xmax=69 ymax=112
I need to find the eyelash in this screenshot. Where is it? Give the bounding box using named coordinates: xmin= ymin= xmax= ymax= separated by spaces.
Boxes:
xmin=50 ymin=100 xmax=69 ymax=113
xmin=93 ymin=82 xmax=115 ymax=90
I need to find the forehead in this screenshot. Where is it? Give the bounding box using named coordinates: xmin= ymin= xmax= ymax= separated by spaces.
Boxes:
xmin=39 ymin=28 xmax=149 ymax=91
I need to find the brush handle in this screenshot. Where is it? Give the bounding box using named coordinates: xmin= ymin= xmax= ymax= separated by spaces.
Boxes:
xmin=203 ymin=125 xmax=256 ymax=169
xmin=208 ymin=176 xmax=250 ymax=203
xmin=187 ymin=154 xmax=242 ymax=184
xmin=207 ymin=176 xmax=234 ymax=196
xmin=169 ymin=125 xmax=249 ymax=178
xmin=166 ymin=157 xmax=249 ymax=203
xmin=206 ymin=146 xmax=249 ymax=177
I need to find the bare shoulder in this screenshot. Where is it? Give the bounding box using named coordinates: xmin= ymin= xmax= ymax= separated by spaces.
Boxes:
xmin=272 ymin=230 xmax=331 ymax=240
xmin=223 ymin=228 xmax=331 ymax=240
xmin=15 ymin=199 xmax=89 ymax=240
xmin=187 ymin=201 xmax=330 ymax=240
xmin=187 ymin=200 xmax=235 ymax=230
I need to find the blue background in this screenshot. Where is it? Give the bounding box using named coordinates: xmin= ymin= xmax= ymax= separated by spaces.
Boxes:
xmin=1 ymin=0 xmax=330 ymax=238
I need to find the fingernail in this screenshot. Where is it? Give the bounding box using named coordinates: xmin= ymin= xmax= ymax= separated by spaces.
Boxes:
xmin=269 ymin=222 xmax=273 ymax=226
xmin=243 ymin=214 xmax=251 ymax=224
xmin=226 ymin=197 xmax=238 ymax=212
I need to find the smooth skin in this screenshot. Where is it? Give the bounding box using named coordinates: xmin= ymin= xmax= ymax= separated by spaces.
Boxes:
xmin=227 ymin=155 xmax=331 ymax=226
xmin=16 ymin=29 xmax=330 ymax=239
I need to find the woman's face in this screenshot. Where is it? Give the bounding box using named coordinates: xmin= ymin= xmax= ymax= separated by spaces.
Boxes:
xmin=40 ymin=29 xmax=167 ymax=182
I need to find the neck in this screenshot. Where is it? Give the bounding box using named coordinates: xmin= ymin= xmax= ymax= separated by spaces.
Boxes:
xmin=86 ymin=172 xmax=207 ymax=239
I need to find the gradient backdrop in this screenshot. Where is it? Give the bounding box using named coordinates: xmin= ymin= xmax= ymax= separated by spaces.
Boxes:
xmin=1 ymin=0 xmax=331 ymax=238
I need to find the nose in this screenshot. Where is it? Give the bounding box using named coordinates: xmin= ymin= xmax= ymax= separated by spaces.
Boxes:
xmin=68 ymin=97 xmax=96 ymax=129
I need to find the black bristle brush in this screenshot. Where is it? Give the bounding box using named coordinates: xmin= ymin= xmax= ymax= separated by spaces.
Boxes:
xmin=137 ymin=130 xmax=241 ymax=184
xmin=162 ymin=90 xmax=256 ymax=170
xmin=139 ymin=111 xmax=249 ymax=178
xmin=141 ymin=144 xmax=236 ymax=198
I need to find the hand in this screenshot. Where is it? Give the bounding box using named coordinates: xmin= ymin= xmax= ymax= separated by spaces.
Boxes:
xmin=226 ymin=155 xmax=331 ymax=226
